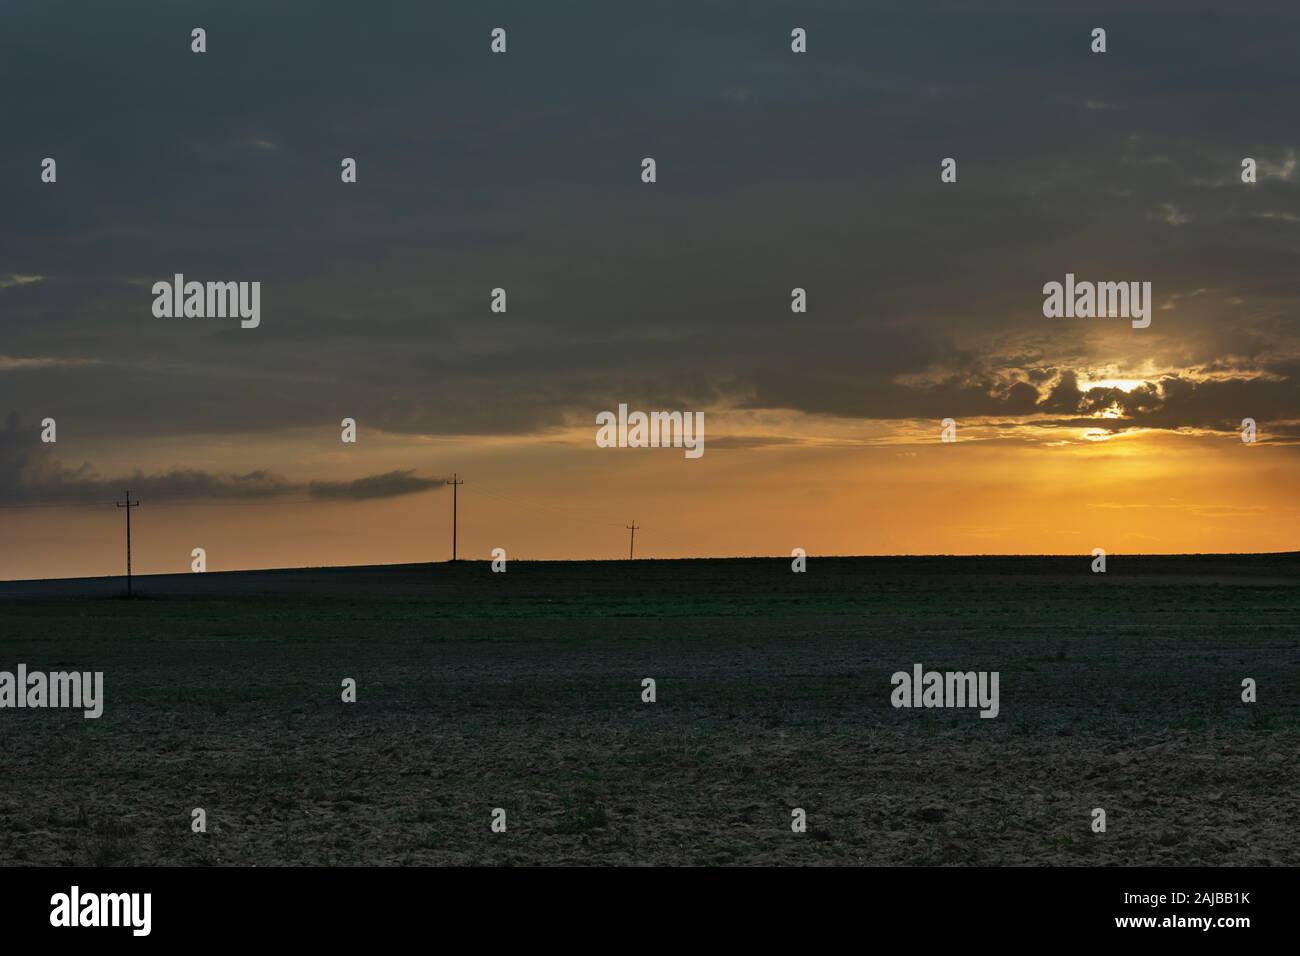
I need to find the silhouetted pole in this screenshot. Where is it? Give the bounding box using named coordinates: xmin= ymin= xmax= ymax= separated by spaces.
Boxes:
xmin=449 ymin=473 xmax=464 ymax=561
xmin=115 ymin=491 xmax=140 ymax=595
xmin=626 ymin=521 xmax=640 ymax=560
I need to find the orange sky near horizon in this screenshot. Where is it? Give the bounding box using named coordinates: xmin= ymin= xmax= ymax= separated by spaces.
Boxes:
xmin=3 ymin=414 xmax=1295 ymax=581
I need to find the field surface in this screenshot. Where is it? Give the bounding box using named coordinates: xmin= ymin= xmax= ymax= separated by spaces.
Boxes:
xmin=1 ymin=555 xmax=1297 ymax=866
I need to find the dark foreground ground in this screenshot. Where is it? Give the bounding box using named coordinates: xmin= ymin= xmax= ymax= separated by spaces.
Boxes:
xmin=1 ymin=555 xmax=1297 ymax=866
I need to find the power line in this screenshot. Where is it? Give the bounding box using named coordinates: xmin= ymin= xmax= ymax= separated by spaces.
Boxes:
xmin=3 ymin=476 xmax=685 ymax=566
xmin=472 ymin=480 xmax=680 ymax=535
xmin=1 ymin=496 xmax=322 ymax=510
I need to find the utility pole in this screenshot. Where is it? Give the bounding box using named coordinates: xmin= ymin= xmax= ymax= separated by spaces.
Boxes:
xmin=626 ymin=520 xmax=640 ymax=560
xmin=449 ymin=473 xmax=464 ymax=561
xmin=115 ymin=491 xmax=140 ymax=595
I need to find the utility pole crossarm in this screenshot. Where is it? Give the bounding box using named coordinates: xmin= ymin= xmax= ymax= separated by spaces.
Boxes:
xmin=449 ymin=473 xmax=465 ymax=561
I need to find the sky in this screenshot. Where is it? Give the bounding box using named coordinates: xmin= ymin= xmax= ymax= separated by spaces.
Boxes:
xmin=2 ymin=1 xmax=1299 ymax=579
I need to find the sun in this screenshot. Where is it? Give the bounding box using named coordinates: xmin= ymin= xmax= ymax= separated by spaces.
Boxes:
xmin=1080 ymin=377 xmax=1147 ymax=393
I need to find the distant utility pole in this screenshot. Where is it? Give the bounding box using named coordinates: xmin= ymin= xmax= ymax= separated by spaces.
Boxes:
xmin=626 ymin=520 xmax=640 ymax=560
xmin=115 ymin=490 xmax=140 ymax=595
xmin=449 ymin=473 xmax=464 ymax=561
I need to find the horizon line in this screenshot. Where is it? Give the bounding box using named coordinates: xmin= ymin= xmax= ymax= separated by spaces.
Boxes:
xmin=4 ymin=549 xmax=1299 ymax=586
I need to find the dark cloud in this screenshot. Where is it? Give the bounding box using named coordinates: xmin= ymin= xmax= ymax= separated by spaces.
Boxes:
xmin=1039 ymin=371 xmax=1086 ymax=413
xmin=1030 ymin=368 xmax=1300 ymax=433
xmin=0 ymin=413 xmax=445 ymax=504
xmin=0 ymin=3 xmax=1297 ymax=439
xmin=308 ymin=471 xmax=446 ymax=501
